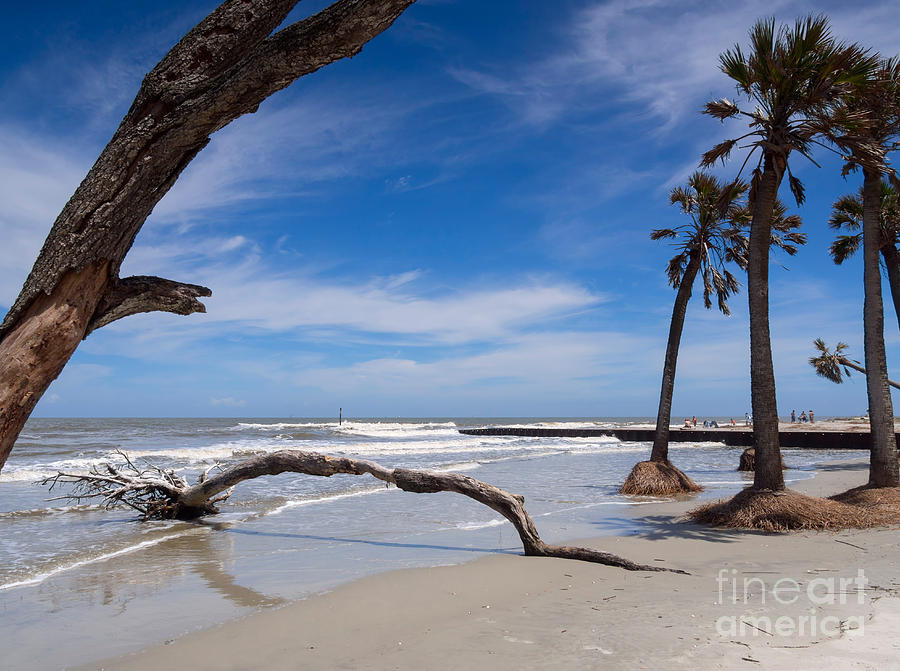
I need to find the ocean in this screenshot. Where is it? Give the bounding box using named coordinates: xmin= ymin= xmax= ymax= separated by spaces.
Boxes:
xmin=0 ymin=417 xmax=856 ymax=669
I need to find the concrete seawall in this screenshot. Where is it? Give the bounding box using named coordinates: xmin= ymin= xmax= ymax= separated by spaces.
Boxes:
xmin=458 ymin=427 xmax=899 ymax=450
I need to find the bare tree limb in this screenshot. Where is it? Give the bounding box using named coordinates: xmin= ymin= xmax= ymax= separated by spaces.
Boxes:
xmin=0 ymin=0 xmax=417 ymax=337
xmin=0 ymin=0 xmax=417 ymax=473
xmin=86 ymin=275 xmax=212 ymax=335
xmin=43 ymin=450 xmax=687 ymax=574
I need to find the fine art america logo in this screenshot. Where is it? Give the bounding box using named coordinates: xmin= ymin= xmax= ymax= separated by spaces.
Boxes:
xmin=715 ymin=568 xmax=868 ymax=637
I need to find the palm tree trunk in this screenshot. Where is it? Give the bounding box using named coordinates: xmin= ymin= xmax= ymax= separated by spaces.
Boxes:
xmin=880 ymin=244 xmax=900 ymax=333
xmin=749 ymin=157 xmax=785 ymax=491
xmin=650 ymin=255 xmax=700 ymax=462
xmin=861 ymin=168 xmax=899 ymax=487
xmin=837 ymin=357 xmax=900 ymax=390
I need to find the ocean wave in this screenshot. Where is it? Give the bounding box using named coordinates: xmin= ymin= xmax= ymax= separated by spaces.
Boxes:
xmin=233 ymin=422 xmax=332 ymax=431
xmin=0 ymin=438 xmax=654 ymax=482
xmin=432 ymin=461 xmax=482 ymax=473
xmin=265 ymin=485 xmax=391 ymax=516
xmin=0 ymin=504 xmax=97 ymax=520
xmin=333 ymin=422 xmax=459 ymax=439
xmin=0 ymin=529 xmax=200 ymax=592
xmin=455 ymin=518 xmax=506 ymax=531
xmin=273 ymin=432 xmax=324 ymax=441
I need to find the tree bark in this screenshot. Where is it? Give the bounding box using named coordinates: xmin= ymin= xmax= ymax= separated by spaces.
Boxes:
xmin=836 ymin=357 xmax=900 ymax=390
xmin=0 ymin=0 xmax=416 ymax=473
xmin=880 ymin=244 xmax=900 ymax=334
xmin=861 ymin=168 xmax=899 ymax=487
xmin=650 ymin=254 xmax=700 ymax=462
xmin=0 ymin=264 xmax=109 ymax=469
xmin=45 ymin=450 xmax=686 ymax=573
xmin=749 ymin=156 xmax=785 ymax=491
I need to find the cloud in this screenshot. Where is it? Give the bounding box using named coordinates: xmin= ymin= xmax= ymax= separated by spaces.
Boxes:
xmin=237 ymin=329 xmax=660 ymax=398
xmin=449 ymin=1 xmax=900 ymax=133
xmin=210 ymin=397 xmax=246 ymax=407
xmin=0 ymin=126 xmax=91 ymax=304
xmin=148 ymin=78 xmax=461 ymax=227
xmin=206 ymin=270 xmax=601 ymax=344
xmin=448 ymin=0 xmax=749 ymax=129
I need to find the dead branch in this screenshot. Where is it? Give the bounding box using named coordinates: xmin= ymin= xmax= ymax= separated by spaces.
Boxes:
xmin=0 ymin=0 xmax=418 ymax=473
xmin=42 ymin=450 xmax=686 ymax=573
xmin=86 ymin=276 xmax=212 ymax=335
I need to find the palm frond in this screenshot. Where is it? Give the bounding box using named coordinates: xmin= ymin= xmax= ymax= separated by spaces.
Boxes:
xmin=809 ymin=338 xmax=847 ymax=384
xmin=748 ymin=167 xmax=762 ymax=207
xmin=651 ymin=228 xmax=678 ymax=241
xmin=830 ymin=234 xmax=861 ymax=264
xmin=788 ymin=172 xmax=806 ymax=206
xmin=829 ymin=192 xmax=863 ymax=230
xmin=703 ymin=99 xmax=740 ymax=121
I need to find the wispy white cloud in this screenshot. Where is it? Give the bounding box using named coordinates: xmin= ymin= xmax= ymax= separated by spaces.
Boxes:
xmin=449 ymin=1 xmax=900 ymax=133
xmin=0 ymin=126 xmax=91 ymax=304
xmin=234 ymin=329 xmax=660 ymax=398
xmin=133 ymin=261 xmax=603 ymax=345
xmin=149 ymin=89 xmax=420 ymax=225
xmin=210 ymin=397 xmax=246 ymax=408
xmin=95 ymin=226 xmax=608 ymax=348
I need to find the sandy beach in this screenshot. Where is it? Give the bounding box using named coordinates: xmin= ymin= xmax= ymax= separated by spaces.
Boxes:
xmin=77 ymin=456 xmax=900 ymax=671
xmin=627 ymin=417 xmax=891 ymax=433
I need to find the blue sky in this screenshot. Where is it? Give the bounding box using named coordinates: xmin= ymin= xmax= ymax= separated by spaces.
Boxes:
xmin=2 ymin=0 xmax=900 ymax=418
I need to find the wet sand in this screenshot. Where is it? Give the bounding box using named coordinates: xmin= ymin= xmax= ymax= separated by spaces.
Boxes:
xmin=80 ymin=457 xmax=900 ymax=671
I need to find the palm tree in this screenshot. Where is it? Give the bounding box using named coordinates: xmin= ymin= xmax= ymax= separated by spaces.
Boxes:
xmin=701 ymin=15 xmax=875 ymax=493
xmin=621 ymin=172 xmax=803 ymax=495
xmin=832 ymin=58 xmax=900 ymax=488
xmin=829 ymin=182 xmax=900 ymax=332
xmin=810 ymin=338 xmax=900 ymax=389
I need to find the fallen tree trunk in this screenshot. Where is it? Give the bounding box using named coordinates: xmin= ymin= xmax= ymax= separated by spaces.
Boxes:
xmin=0 ymin=0 xmax=417 ymax=473
xmin=43 ymin=450 xmax=686 ymax=573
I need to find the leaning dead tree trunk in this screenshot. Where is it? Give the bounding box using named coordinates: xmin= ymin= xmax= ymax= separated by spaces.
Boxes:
xmin=0 ymin=0 xmax=416 ymax=473
xmin=43 ymin=450 xmax=686 ymax=573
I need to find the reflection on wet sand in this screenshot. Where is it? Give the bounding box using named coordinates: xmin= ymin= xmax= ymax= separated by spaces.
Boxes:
xmin=0 ymin=521 xmax=287 ymax=670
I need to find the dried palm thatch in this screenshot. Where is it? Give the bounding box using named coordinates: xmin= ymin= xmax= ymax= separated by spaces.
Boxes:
xmin=737 ymin=447 xmax=787 ymax=472
xmin=687 ymin=487 xmax=897 ymax=531
xmin=830 ymin=485 xmax=900 ymax=510
xmin=619 ymin=460 xmax=703 ymax=496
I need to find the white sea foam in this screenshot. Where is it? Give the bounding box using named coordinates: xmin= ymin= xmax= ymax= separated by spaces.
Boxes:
xmin=433 ymin=461 xmax=482 ymax=473
xmin=232 ymin=421 xmax=460 ymax=437
xmin=334 ymin=422 xmax=458 ymax=438
xmin=265 ymin=486 xmax=391 ymax=517
xmin=0 ymin=504 xmax=96 ymax=519
xmin=234 ymin=422 xmax=333 ymax=431
xmin=0 ymin=435 xmax=650 ymax=482
xmin=0 ymin=530 xmax=199 ymax=592
xmin=0 ymin=456 xmax=120 ymax=482
xmin=456 ymin=518 xmax=506 ymax=531
xmin=0 ymin=444 xmax=286 ymax=481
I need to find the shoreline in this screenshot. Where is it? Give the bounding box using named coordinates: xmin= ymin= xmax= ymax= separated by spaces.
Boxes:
xmin=79 ymin=457 xmax=900 ymax=671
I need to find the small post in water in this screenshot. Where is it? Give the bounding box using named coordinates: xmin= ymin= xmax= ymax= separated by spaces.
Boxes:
xmin=339 ymin=407 xmax=342 ymax=425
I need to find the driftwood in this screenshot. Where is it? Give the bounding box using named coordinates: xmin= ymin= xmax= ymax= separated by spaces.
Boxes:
xmin=43 ymin=450 xmax=686 ymax=574
xmin=0 ymin=0 xmax=417 ymax=473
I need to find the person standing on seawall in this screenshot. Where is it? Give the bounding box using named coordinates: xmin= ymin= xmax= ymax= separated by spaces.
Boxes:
xmin=809 ymin=410 xmax=814 ymax=424
xmin=791 ymin=409 xmax=796 ymax=423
